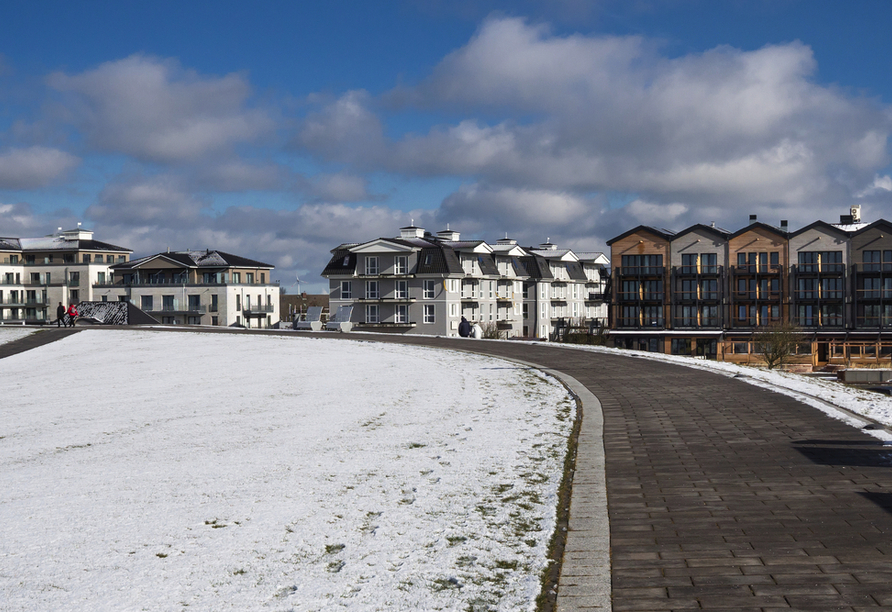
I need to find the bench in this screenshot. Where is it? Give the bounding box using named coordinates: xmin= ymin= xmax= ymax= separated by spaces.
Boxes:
xmin=293 ymin=306 xmax=323 ymax=331
xmin=325 ymin=305 xmax=354 ymax=332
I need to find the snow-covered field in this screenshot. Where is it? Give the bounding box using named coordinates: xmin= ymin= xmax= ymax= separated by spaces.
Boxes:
xmin=537 ymin=341 xmax=892 ymax=440
xmin=0 ymin=330 xmax=573 ymax=611
xmin=0 ymin=327 xmax=35 ymax=345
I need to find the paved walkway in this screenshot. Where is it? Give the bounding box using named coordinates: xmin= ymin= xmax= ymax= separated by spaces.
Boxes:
xmin=312 ymin=333 xmax=892 ymax=611
xmin=7 ymin=327 xmax=892 ymax=610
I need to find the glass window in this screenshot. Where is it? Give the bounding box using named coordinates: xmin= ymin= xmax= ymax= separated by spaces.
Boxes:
xmin=423 ymin=304 xmax=435 ymax=324
xmin=395 ymin=280 xmax=408 ymax=299
xmin=365 ymin=281 xmax=379 ymax=299
xmin=341 ymin=281 xmax=352 ymax=299
xmin=394 ymin=256 xmax=408 ymax=275
xmin=366 ymin=256 xmax=379 ymax=275
xmin=394 ymin=304 xmax=408 ymax=323
xmin=365 ymin=304 xmax=379 ymax=323
xmin=423 ymin=280 xmax=436 ymax=299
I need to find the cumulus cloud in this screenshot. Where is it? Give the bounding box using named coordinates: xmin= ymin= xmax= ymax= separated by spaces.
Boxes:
xmin=0 ymin=146 xmax=80 ymax=188
xmin=88 ymin=175 xmax=208 ymax=227
xmin=296 ymin=16 xmax=891 ymax=235
xmin=47 ymin=55 xmax=274 ymax=163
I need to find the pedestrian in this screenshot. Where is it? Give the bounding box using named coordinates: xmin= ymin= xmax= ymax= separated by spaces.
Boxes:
xmin=458 ymin=316 xmax=471 ymax=338
xmin=471 ymin=322 xmax=482 ymax=339
xmin=66 ymin=302 xmax=78 ymax=327
xmin=56 ymin=302 xmax=66 ymax=327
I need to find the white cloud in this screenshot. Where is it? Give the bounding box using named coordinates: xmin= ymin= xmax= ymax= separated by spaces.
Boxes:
xmin=856 ymin=174 xmax=892 ymax=198
xmin=299 ymin=16 xmax=892 ymax=223
xmin=0 ymin=146 xmax=80 ymax=188
xmin=47 ymin=55 xmax=274 ymax=163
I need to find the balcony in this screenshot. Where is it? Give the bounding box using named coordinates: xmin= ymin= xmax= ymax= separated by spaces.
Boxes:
xmin=731 ymin=264 xmax=783 ymax=275
xmin=675 ymin=265 xmax=722 ymax=276
xmin=616 ymin=317 xmax=665 ymax=329
xmin=243 ymin=304 xmax=275 ymax=313
xmin=355 ymin=321 xmax=417 ymax=329
xmin=353 ymin=296 xmax=416 ymax=303
xmin=791 ymin=264 xmax=845 ymax=275
xmin=147 ymin=303 xmax=207 ymax=314
xmin=617 ymin=266 xmax=665 ymax=277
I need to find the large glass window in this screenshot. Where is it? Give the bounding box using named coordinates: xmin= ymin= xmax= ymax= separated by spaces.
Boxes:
xmin=141 ymin=295 xmax=153 ymax=311
xmin=365 ymin=281 xmax=379 ymax=299
xmin=341 ymin=281 xmax=352 ymax=299
xmin=394 ymin=304 xmax=408 ymax=323
xmin=423 ymin=280 xmax=436 ymax=299
xmin=423 ymin=304 xmax=435 ymax=324
xmin=366 ymin=256 xmax=379 ymax=275
xmin=394 ymin=256 xmax=408 ymax=275
xmin=365 ymin=304 xmax=379 ymax=323
xmin=394 ymin=280 xmax=408 ymax=299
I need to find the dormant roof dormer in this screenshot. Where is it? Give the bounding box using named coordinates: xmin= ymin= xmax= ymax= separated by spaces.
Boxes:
xmin=496 ymin=234 xmax=517 ymax=246
xmin=538 ymin=238 xmax=557 ymax=251
xmin=436 ymin=225 xmax=460 ymax=241
xmin=400 ymin=221 xmax=425 ymax=239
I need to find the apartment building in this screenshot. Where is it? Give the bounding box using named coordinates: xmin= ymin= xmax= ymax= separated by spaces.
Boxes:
xmin=322 ymin=225 xmax=609 ymax=338
xmin=606 ymin=205 xmax=892 ymax=365
xmin=0 ymin=227 xmax=131 ymax=324
xmin=104 ymin=250 xmax=280 ymax=328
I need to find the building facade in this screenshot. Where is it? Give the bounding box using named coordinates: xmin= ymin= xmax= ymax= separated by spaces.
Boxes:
xmin=104 ymin=250 xmax=280 ymax=328
xmin=322 ymin=225 xmax=609 ymax=339
xmin=0 ymin=227 xmax=131 ymax=324
xmin=606 ymin=206 xmax=892 ymax=365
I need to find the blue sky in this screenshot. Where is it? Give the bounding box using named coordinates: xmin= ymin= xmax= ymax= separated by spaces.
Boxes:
xmin=2 ymin=0 xmax=892 ymax=291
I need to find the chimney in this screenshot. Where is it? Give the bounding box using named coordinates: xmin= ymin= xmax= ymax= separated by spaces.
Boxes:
xmin=780 ymin=220 xmax=788 ymax=231
xmin=840 ymin=214 xmax=854 ymax=225
xmin=749 ymin=214 xmax=757 ymax=224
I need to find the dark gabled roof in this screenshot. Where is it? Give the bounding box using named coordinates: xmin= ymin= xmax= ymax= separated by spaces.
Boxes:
xmin=788 ymin=220 xmax=852 ymax=239
xmin=510 ymin=256 xmax=528 ymax=277
xmin=729 ymin=221 xmax=788 ymax=239
xmin=113 ymin=249 xmax=273 ymax=271
xmin=606 ymin=225 xmax=676 ymax=246
xmin=519 ymin=254 xmax=554 ymax=280
xmin=77 ymin=239 xmax=132 ymax=252
xmin=476 ymin=253 xmax=499 ymax=276
xmin=566 ymin=261 xmax=588 ymax=281
xmin=851 ymin=219 xmax=892 ymax=237
xmin=416 ymin=245 xmax=463 ymax=275
xmin=671 ymin=224 xmax=732 ymax=242
xmin=322 ymin=248 xmax=357 ymax=276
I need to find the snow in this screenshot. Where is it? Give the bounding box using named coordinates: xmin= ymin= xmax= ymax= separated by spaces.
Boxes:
xmin=0 ymin=327 xmax=35 ymax=345
xmin=535 ymin=341 xmax=892 ymax=442
xmin=0 ymin=330 xmax=573 ymax=611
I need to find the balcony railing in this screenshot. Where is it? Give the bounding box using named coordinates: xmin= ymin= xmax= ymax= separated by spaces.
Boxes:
xmin=791 ymin=264 xmax=845 ymax=274
xmin=731 ymin=264 xmax=783 ymax=274
xmin=790 ymin=289 xmax=844 ymax=300
xmin=616 ymin=317 xmax=664 ymax=328
xmin=675 ymin=265 xmax=722 ymax=275
xmin=244 ymin=304 xmax=275 ymax=313
xmin=617 ymin=266 xmax=665 ymax=276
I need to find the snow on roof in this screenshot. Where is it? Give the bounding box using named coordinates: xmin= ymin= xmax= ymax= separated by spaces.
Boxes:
xmin=831 ymin=222 xmax=870 ymax=232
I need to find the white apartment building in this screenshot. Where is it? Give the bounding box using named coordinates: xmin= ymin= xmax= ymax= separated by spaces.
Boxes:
xmin=322 ymin=225 xmax=609 ymax=339
xmin=103 ymin=250 xmax=280 ymax=328
xmin=0 ymin=227 xmax=131 ymax=324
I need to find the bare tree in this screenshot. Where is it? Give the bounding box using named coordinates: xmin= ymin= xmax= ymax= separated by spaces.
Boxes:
xmin=753 ymin=321 xmax=804 ymax=369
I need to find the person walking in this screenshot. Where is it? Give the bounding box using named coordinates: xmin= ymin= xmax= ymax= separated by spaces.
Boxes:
xmin=458 ymin=316 xmax=471 ymax=338
xmin=56 ymin=302 xmax=66 ymax=327
xmin=66 ymin=303 xmax=78 ymax=327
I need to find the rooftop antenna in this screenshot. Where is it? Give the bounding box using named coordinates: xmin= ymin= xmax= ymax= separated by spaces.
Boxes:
xmin=77 ymin=222 xmax=81 ymax=227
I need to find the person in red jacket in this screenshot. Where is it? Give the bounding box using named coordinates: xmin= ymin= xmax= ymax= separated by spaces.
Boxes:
xmin=66 ymin=303 xmax=78 ymax=328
